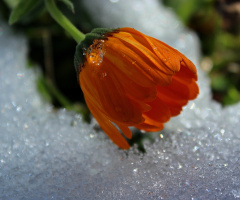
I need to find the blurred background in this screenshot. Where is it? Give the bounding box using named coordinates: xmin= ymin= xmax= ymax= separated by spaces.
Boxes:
xmin=1 ymin=0 xmax=240 ymax=118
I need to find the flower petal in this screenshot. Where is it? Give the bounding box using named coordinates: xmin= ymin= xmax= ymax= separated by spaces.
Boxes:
xmin=135 ymin=122 xmax=164 ymax=132
xmin=80 ymin=60 xmax=144 ymax=125
xmin=152 ymin=37 xmax=198 ymax=81
xmin=105 ymin=38 xmax=171 ymax=86
xmin=110 ymin=33 xmax=175 ymax=85
xmin=116 ymin=28 xmax=184 ymax=74
xmin=142 ymin=96 xmax=172 ymax=127
xmin=117 ymin=124 xmax=132 ymax=139
xmin=85 ymin=96 xmax=130 ymax=149
xmin=103 ymin=57 xmax=157 ymax=102
xmin=156 ymin=66 xmax=199 ymax=116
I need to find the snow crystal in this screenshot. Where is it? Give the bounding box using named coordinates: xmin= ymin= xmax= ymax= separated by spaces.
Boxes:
xmin=0 ymin=0 xmax=240 ymax=199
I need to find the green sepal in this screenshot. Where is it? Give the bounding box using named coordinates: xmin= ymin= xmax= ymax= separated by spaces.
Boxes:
xmin=9 ymin=0 xmax=43 ymax=25
xmin=74 ymin=28 xmax=115 ymax=78
xmin=91 ymin=28 xmax=116 ymax=36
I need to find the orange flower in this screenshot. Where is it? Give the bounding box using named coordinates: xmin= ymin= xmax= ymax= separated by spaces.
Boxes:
xmin=75 ymin=27 xmax=199 ymax=149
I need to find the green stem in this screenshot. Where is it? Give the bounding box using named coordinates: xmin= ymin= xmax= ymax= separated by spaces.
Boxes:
xmin=44 ymin=0 xmax=85 ymax=43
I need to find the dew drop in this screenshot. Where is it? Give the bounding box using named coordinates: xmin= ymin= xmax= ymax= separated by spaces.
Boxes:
xmin=87 ymin=41 xmax=105 ymax=65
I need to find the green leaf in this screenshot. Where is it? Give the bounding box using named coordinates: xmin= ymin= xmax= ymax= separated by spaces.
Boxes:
xmin=4 ymin=0 xmax=19 ymax=9
xmin=59 ymin=0 xmax=74 ymax=13
xmin=211 ymin=74 xmax=229 ymax=91
xmin=9 ymin=0 xmax=41 ymax=25
xmin=163 ymin=0 xmax=199 ymax=23
xmin=223 ymin=86 xmax=240 ymax=105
